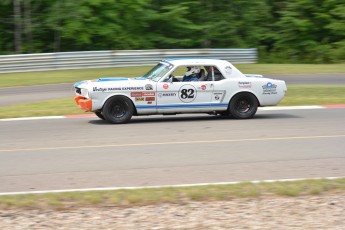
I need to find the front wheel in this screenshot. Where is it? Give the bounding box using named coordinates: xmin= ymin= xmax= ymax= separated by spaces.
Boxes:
xmin=102 ymin=96 xmax=134 ymax=124
xmin=229 ymin=93 xmax=258 ymax=119
xmin=95 ymin=111 xmax=105 ymax=120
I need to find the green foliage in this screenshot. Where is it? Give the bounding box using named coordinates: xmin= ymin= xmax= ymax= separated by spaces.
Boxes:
xmin=0 ymin=0 xmax=344 ymax=63
xmin=145 ymin=1 xmax=204 ymax=48
xmin=270 ymin=0 xmax=345 ymax=63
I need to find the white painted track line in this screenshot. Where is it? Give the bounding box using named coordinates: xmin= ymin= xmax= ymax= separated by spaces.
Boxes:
xmin=0 ymin=116 xmax=65 ymax=121
xmin=1 ymin=105 xmax=344 ymax=122
xmin=259 ymin=105 xmax=324 ymax=110
xmin=0 ymin=176 xmax=343 ymax=196
xmin=1 ymin=134 xmax=345 ymax=152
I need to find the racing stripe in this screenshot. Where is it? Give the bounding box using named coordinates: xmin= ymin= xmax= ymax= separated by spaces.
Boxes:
xmin=136 ymin=103 xmax=228 ymax=109
xmin=97 ymin=78 xmax=129 ymax=82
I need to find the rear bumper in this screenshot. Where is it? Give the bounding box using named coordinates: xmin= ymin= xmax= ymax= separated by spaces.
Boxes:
xmin=74 ymin=96 xmax=92 ymax=111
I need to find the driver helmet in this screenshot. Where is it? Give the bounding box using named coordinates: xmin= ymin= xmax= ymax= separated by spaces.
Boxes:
xmin=185 ymin=66 xmax=200 ymax=77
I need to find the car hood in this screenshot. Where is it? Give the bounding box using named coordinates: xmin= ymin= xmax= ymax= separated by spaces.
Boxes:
xmin=74 ymin=77 xmax=150 ymax=88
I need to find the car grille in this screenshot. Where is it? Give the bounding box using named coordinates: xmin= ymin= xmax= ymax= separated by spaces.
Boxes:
xmin=75 ymin=87 xmax=81 ymax=94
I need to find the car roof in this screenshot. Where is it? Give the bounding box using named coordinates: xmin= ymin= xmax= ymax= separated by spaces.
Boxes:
xmin=163 ymin=58 xmax=230 ymax=66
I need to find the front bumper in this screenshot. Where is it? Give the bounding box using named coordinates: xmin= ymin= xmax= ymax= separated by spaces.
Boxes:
xmin=74 ymin=96 xmax=92 ymax=111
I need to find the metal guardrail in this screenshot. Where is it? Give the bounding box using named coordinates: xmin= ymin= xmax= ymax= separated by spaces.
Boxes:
xmin=0 ymin=49 xmax=257 ymax=73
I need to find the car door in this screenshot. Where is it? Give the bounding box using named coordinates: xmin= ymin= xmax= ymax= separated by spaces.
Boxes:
xmin=208 ymin=66 xmax=229 ymax=111
xmin=156 ymin=80 xmax=213 ymax=113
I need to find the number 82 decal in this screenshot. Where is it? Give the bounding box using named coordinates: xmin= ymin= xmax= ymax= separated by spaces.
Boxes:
xmin=179 ymin=85 xmax=197 ymax=103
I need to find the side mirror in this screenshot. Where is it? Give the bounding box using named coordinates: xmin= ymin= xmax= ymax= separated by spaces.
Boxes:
xmin=168 ymin=75 xmax=174 ymax=83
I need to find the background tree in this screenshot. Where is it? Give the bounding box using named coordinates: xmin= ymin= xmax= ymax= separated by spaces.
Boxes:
xmin=147 ymin=0 xmax=204 ymax=48
xmin=13 ymin=0 xmax=22 ymax=53
xmin=0 ymin=0 xmax=344 ymax=63
xmin=272 ymin=0 xmax=345 ymax=63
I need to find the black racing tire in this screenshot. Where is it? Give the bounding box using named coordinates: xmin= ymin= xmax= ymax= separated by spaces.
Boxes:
xmin=102 ymin=96 xmax=134 ymax=124
xmin=218 ymin=111 xmax=233 ymax=117
xmin=95 ymin=111 xmax=105 ymax=120
xmin=229 ymin=93 xmax=258 ymax=119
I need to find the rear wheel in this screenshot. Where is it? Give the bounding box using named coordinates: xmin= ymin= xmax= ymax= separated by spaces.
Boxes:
xmin=102 ymin=96 xmax=134 ymax=124
xmin=229 ymin=93 xmax=258 ymax=119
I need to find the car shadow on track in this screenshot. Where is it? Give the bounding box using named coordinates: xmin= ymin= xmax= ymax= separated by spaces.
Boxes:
xmin=88 ymin=113 xmax=300 ymax=125
xmin=254 ymin=113 xmax=300 ymax=119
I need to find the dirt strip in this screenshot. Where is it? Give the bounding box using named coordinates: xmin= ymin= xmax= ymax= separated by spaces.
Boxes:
xmin=1 ymin=192 xmax=344 ymax=229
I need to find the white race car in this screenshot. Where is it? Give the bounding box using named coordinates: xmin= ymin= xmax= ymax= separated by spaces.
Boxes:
xmin=74 ymin=58 xmax=287 ymax=123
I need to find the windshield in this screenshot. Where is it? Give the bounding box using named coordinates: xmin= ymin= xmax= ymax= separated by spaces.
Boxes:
xmin=143 ymin=62 xmax=172 ymax=82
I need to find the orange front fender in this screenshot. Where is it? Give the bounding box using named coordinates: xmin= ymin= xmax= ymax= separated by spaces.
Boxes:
xmin=74 ymin=96 xmax=92 ymax=111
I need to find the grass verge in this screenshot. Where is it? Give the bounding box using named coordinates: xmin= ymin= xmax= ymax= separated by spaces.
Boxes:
xmin=1 ymin=64 xmax=345 ymax=88
xmin=0 ymin=66 xmax=152 ymax=88
xmin=279 ymin=85 xmax=345 ymax=106
xmin=236 ymin=63 xmax=345 ymax=75
xmin=1 ymin=178 xmax=344 ymax=210
xmin=0 ymin=97 xmax=84 ymax=119
xmin=0 ymin=85 xmax=344 ymax=119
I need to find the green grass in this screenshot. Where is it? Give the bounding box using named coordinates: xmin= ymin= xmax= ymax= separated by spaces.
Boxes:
xmin=236 ymin=63 xmax=345 ymax=74
xmin=1 ymin=64 xmax=345 ymax=88
xmin=0 ymin=66 xmax=152 ymax=88
xmin=0 ymin=178 xmax=344 ymax=210
xmin=279 ymin=85 xmax=345 ymax=106
xmin=0 ymin=97 xmax=88 ymax=119
xmin=0 ymin=85 xmax=344 ymax=119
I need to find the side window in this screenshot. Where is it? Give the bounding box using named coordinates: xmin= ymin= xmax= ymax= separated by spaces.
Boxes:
xmin=168 ymin=66 xmax=207 ymax=82
xmin=197 ymin=68 xmax=206 ymax=81
xmin=204 ymin=66 xmax=225 ymax=81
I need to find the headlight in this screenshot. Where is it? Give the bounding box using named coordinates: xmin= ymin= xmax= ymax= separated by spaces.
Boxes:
xmin=80 ymin=88 xmax=90 ymax=98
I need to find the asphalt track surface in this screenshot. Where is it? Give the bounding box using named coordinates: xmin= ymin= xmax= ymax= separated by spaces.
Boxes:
xmin=1 ymin=108 xmax=345 ymax=193
xmin=0 ymin=73 xmax=344 ymax=106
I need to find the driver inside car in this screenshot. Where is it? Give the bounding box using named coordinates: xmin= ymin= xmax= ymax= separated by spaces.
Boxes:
xmin=182 ymin=66 xmax=200 ymax=82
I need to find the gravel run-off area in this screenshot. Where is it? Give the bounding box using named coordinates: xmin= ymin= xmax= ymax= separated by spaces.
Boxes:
xmin=0 ymin=192 xmax=344 ymax=230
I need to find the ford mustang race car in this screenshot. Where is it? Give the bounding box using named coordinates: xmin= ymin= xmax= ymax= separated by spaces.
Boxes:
xmin=74 ymin=58 xmax=287 ymax=124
